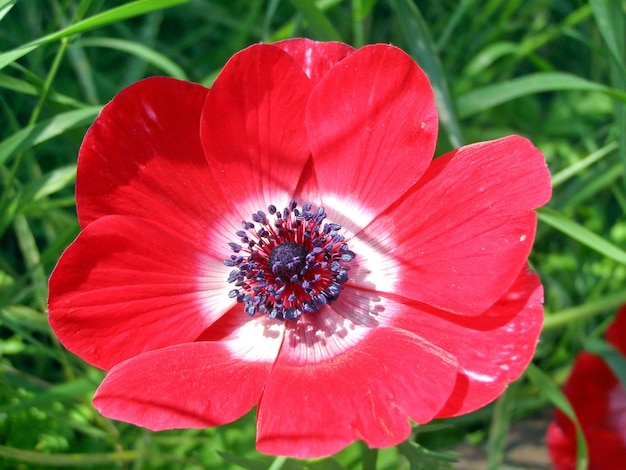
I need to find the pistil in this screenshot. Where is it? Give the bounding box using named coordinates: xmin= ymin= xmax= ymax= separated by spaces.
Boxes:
xmin=224 ymin=201 xmax=355 ymax=321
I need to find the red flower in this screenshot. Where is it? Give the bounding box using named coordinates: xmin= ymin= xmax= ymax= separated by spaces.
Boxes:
xmin=48 ymin=39 xmax=551 ymax=458
xmin=547 ymin=306 xmax=626 ymax=469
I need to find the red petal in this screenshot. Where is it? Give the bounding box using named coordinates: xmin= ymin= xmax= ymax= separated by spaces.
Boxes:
xmin=200 ymin=44 xmax=313 ymax=217
xmin=273 ymin=38 xmax=355 ymax=84
xmin=606 ymin=304 xmax=626 ymax=355
xmin=93 ymin=330 xmax=282 ymax=431
xmin=378 ymin=268 xmax=543 ymax=417
xmin=357 ymin=135 xmax=551 ymax=315
xmin=547 ymin=350 xmax=626 ymax=469
xmin=307 ymin=44 xmax=438 ymax=233
xmin=256 ymin=308 xmax=458 ymax=458
xmin=546 ymin=421 xmax=576 ymax=470
xmin=48 ymin=216 xmax=232 ymax=370
xmin=76 ymin=77 xmax=229 ymax=237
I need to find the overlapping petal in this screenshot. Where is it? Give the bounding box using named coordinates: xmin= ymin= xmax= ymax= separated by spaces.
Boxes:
xmin=306 ymin=44 xmax=438 ymax=233
xmin=274 ymin=38 xmax=355 ymax=84
xmin=389 ymin=268 xmax=543 ymax=416
xmin=356 ymin=135 xmax=551 ymax=315
xmin=93 ymin=320 xmax=282 ymax=430
xmin=76 ymin=77 xmax=233 ymax=244
xmin=200 ymin=44 xmax=314 ymax=218
xmin=48 ymin=215 xmax=231 ymax=370
xmin=256 ymin=307 xmax=458 ymax=458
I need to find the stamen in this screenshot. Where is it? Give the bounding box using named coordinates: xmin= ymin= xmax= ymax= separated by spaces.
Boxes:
xmin=224 ymin=202 xmax=355 ymax=321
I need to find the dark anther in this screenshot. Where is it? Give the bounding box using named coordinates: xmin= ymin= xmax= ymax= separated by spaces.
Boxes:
xmin=224 ymin=201 xmax=356 ymax=321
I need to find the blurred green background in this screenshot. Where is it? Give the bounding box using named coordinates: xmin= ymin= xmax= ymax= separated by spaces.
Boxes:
xmin=1 ymin=0 xmax=625 ymax=468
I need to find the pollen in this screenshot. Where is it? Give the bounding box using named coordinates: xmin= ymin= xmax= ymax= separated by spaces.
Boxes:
xmin=224 ymin=201 xmax=356 ymax=321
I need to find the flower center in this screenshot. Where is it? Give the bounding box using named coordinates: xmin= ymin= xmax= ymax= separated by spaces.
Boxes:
xmin=224 ymin=201 xmax=355 ymax=321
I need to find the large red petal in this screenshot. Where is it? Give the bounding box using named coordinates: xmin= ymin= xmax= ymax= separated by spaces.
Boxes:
xmin=48 ymin=215 xmax=232 ymax=370
xmin=306 ymin=44 xmax=438 ymax=233
xmin=93 ymin=328 xmax=282 ymax=431
xmin=256 ymin=308 xmax=458 ymax=458
xmin=348 ymin=268 xmax=543 ymax=417
xmin=356 ymin=135 xmax=551 ymax=315
xmin=76 ymin=77 xmax=230 ymax=239
xmin=200 ymin=44 xmax=313 ymax=217
xmin=273 ymin=38 xmax=355 ymax=84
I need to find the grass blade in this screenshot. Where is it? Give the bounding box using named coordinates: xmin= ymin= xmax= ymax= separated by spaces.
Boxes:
xmin=76 ymin=37 xmax=188 ymax=80
xmin=589 ymin=0 xmax=625 ymax=69
xmin=457 ymin=72 xmax=626 ymax=118
xmin=0 ymin=0 xmax=189 ymax=71
xmin=288 ymin=0 xmax=342 ymax=41
xmin=538 ymin=207 xmax=626 ymax=265
xmin=0 ymin=0 xmax=15 ymax=22
xmin=0 ymin=107 xmax=101 ymax=166
xmin=389 ymin=0 xmax=464 ymax=148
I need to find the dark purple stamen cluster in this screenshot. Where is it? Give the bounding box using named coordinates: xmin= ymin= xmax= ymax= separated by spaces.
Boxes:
xmin=224 ymin=201 xmax=355 ymax=321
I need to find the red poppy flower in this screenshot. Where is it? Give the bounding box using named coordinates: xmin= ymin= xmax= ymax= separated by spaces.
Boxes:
xmin=547 ymin=305 xmax=626 ymax=469
xmin=48 ymin=39 xmax=551 ymax=458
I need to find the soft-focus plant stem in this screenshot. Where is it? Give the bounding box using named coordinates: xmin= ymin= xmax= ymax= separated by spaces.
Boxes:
xmin=0 ymin=36 xmax=69 ymax=221
xmin=30 ymin=40 xmax=69 ymax=126
xmin=268 ymin=456 xmax=287 ymax=470
xmin=544 ymin=289 xmax=626 ymax=331
xmin=351 ymin=0 xmax=364 ymax=48
xmin=0 ymin=37 xmax=69 ymax=311
xmin=486 ymin=384 xmax=516 ymax=470
xmin=362 ymin=446 xmax=378 ymax=470
xmin=0 ymin=445 xmax=139 ymax=466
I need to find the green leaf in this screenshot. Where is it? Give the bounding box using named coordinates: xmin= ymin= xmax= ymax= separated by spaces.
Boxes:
xmin=21 ymin=165 xmax=77 ymax=204
xmin=486 ymin=387 xmax=516 ymax=470
xmin=551 ymin=141 xmax=618 ymax=187
xmin=0 ymin=0 xmax=189 ymax=71
xmin=457 ymin=72 xmax=626 ymax=118
xmin=288 ymin=0 xmax=342 ymax=41
xmin=0 ymin=107 xmax=101 ymax=166
xmin=544 ymin=290 xmax=626 ymax=331
xmin=76 ymin=37 xmax=189 ymax=80
xmin=0 ymin=446 xmax=139 ymax=467
xmin=538 ymin=207 xmax=626 ymax=265
xmin=0 ymin=0 xmax=15 ymax=22
xmin=217 ymin=451 xmax=271 ymax=470
xmin=525 ymin=364 xmax=588 ymax=470
xmin=397 ymin=440 xmax=457 ymax=470
xmin=589 ymin=0 xmax=625 ymax=69
xmin=388 ymin=0 xmax=464 ymax=148
xmin=0 ymin=378 xmax=94 ymax=414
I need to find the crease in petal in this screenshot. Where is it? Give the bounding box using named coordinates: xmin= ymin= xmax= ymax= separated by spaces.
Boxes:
xmin=273 ymin=38 xmax=355 ymax=84
xmin=201 ymin=43 xmax=314 ymax=216
xmin=77 ymin=77 xmax=229 ymax=235
xmin=48 ymin=215 xmax=232 ymax=370
xmin=256 ymin=308 xmax=458 ymax=458
xmin=356 ymin=135 xmax=551 ymax=315
xmin=307 ymin=44 xmax=438 ymax=231
xmin=93 ymin=332 xmax=282 ymax=431
xmin=379 ymin=267 xmax=544 ymax=417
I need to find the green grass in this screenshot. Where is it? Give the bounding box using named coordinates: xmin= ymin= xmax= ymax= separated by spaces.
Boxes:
xmin=1 ymin=0 xmax=625 ymax=468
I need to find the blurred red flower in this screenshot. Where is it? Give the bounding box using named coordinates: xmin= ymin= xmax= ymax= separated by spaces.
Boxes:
xmin=547 ymin=305 xmax=626 ymax=469
xmin=48 ymin=39 xmax=551 ymax=458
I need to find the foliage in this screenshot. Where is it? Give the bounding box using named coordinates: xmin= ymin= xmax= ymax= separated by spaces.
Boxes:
xmin=1 ymin=0 xmax=625 ymax=468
